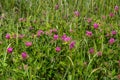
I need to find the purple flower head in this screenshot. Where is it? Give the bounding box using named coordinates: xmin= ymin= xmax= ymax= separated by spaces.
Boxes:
xmin=93 ymin=23 xmax=99 ymax=29
xmin=7 ymin=47 xmax=13 ymax=53
xmin=102 ymin=15 xmax=106 ymax=19
xmin=55 ymin=4 xmax=59 ymax=10
xmin=19 ymin=18 xmax=24 ymax=22
xmin=109 ymin=12 xmax=114 ymax=17
xmin=106 ymin=33 xmax=110 ymax=37
xmin=62 ymin=34 xmax=71 ymax=42
xmin=54 ymin=34 xmax=58 ymax=40
xmin=115 ymin=5 xmax=119 ymax=11
xmin=74 ymin=11 xmax=80 ymax=17
xmin=64 ymin=37 xmax=71 ymax=42
xmin=25 ymin=42 xmax=32 ymax=47
xmin=52 ymin=29 xmax=57 ymax=33
xmin=50 ymin=28 xmax=57 ymax=33
xmin=45 ymin=31 xmax=51 ymax=36
xmin=37 ymin=30 xmax=44 ymax=37
xmin=62 ymin=34 xmax=67 ymax=40
xmin=55 ymin=47 xmax=61 ymax=52
xmin=5 ymin=34 xmax=10 ymax=39
xmin=86 ymin=31 xmax=92 ymax=37
xmin=87 ymin=18 xmax=92 ymax=23
xmin=97 ymin=51 xmax=102 ymax=56
xmin=21 ymin=52 xmax=27 ymax=59
xmin=111 ymin=30 xmax=117 ymax=35
xmin=19 ymin=34 xmax=25 ymax=39
xmin=89 ymin=48 xmax=94 ymax=54
xmin=29 ymin=26 xmax=34 ymax=31
xmin=69 ymin=41 xmax=76 ymax=49
xmin=19 ymin=18 xmax=26 ymax=22
xmin=109 ymin=38 xmax=115 ymax=44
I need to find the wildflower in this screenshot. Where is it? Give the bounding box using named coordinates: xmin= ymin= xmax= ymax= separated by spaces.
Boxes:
xmin=50 ymin=28 xmax=57 ymax=33
xmin=69 ymin=41 xmax=76 ymax=49
xmin=87 ymin=18 xmax=92 ymax=23
xmin=19 ymin=18 xmax=26 ymax=22
xmin=93 ymin=23 xmax=99 ymax=29
xmin=54 ymin=34 xmax=58 ymax=40
xmin=62 ymin=34 xmax=67 ymax=40
xmin=55 ymin=4 xmax=59 ymax=10
xmin=64 ymin=37 xmax=71 ymax=42
xmin=106 ymin=33 xmax=110 ymax=37
xmin=97 ymin=51 xmax=102 ymax=56
xmin=19 ymin=34 xmax=25 ymax=39
xmin=109 ymin=38 xmax=115 ymax=44
xmin=19 ymin=18 xmax=24 ymax=22
xmin=45 ymin=31 xmax=51 ymax=36
xmin=5 ymin=33 xmax=10 ymax=39
xmin=89 ymin=48 xmax=94 ymax=54
xmin=86 ymin=31 xmax=92 ymax=37
xmin=52 ymin=29 xmax=57 ymax=33
xmin=21 ymin=52 xmax=27 ymax=59
xmin=7 ymin=47 xmax=13 ymax=53
xmin=102 ymin=15 xmax=106 ymax=19
xmin=29 ymin=26 xmax=34 ymax=31
xmin=115 ymin=5 xmax=119 ymax=11
xmin=74 ymin=11 xmax=80 ymax=17
xmin=111 ymin=30 xmax=117 ymax=35
xmin=37 ymin=30 xmax=44 ymax=37
xmin=25 ymin=42 xmax=32 ymax=47
xmin=62 ymin=34 xmax=71 ymax=42
xmin=55 ymin=47 xmax=61 ymax=52
xmin=109 ymin=12 xmax=114 ymax=17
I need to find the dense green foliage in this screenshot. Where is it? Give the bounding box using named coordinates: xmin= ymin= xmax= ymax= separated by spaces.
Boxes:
xmin=0 ymin=0 xmax=120 ymax=80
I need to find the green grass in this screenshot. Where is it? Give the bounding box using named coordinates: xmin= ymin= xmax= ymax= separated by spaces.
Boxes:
xmin=0 ymin=0 xmax=120 ymax=80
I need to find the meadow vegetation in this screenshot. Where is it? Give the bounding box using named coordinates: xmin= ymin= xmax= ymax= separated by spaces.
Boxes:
xmin=0 ymin=0 xmax=120 ymax=80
